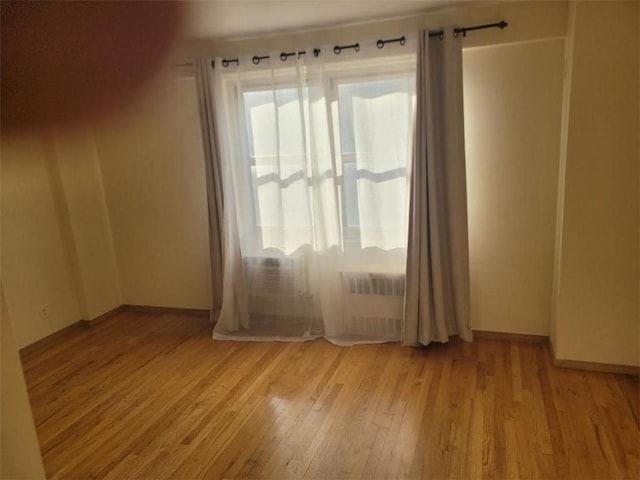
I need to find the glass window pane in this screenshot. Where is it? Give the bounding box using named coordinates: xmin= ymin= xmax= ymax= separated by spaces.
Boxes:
xmin=337 ymin=76 xmax=415 ymax=250
xmin=337 ymin=78 xmax=415 ymax=158
xmin=242 ymin=87 xmax=311 ymax=252
xmin=243 ymin=88 xmax=305 ymax=162
xmin=238 ymin=73 xmax=415 ymax=253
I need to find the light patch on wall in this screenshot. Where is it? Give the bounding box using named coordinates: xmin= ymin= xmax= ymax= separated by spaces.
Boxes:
xmin=463 ymin=38 xmax=564 ymax=335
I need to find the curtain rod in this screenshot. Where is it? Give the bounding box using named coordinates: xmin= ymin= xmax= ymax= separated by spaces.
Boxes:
xmin=173 ymin=19 xmax=507 ymax=68
xmin=456 ymin=20 xmax=507 ymax=38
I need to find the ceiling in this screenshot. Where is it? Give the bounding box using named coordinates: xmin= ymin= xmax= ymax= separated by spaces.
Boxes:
xmin=184 ymin=0 xmax=463 ymax=40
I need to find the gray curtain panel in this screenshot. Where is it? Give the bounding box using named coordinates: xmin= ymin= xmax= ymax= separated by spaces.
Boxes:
xmin=403 ymin=30 xmax=473 ymax=346
xmin=195 ymin=58 xmax=224 ymax=322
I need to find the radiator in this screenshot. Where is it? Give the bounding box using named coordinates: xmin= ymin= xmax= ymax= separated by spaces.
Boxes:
xmin=341 ymin=272 xmax=405 ymax=339
xmin=243 ymin=256 xmax=304 ymax=296
xmin=242 ymin=255 xmax=311 ymax=318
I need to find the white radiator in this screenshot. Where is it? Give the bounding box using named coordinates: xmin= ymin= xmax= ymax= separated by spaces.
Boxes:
xmin=341 ymin=272 xmax=405 ymax=339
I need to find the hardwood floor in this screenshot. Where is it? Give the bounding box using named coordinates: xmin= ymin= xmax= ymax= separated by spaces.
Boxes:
xmin=21 ymin=311 xmax=639 ymax=479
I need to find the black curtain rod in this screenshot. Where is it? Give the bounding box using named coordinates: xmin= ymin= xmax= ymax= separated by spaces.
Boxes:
xmin=209 ymin=20 xmax=507 ymax=68
xmin=428 ymin=20 xmax=508 ymax=39
xmin=454 ymin=20 xmax=508 ymax=37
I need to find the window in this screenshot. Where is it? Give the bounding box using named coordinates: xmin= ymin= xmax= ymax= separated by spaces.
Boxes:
xmin=242 ymin=87 xmax=312 ymax=248
xmin=226 ymin=59 xmax=416 ymax=254
xmin=333 ymin=75 xmax=415 ymax=249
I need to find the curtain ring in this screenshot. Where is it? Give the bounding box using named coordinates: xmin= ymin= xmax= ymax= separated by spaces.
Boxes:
xmin=376 ymin=39 xmax=384 ymax=49
xmin=354 ymin=43 xmax=360 ymax=52
xmin=333 ymin=45 xmax=341 ymax=55
xmin=280 ymin=52 xmax=288 ymax=61
xmin=454 ymin=28 xmax=466 ymax=38
xmin=222 ymin=59 xmax=229 ymax=68
xmin=313 ymin=48 xmax=321 ymax=57
xmin=399 ymin=36 xmax=406 ymax=46
xmin=252 ymin=56 xmax=261 ymax=65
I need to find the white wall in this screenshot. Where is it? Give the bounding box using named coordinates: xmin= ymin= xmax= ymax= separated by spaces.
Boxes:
xmin=94 ymin=76 xmax=212 ymax=309
xmin=464 ymin=39 xmax=564 ymax=335
xmin=553 ymin=1 xmax=639 ymax=366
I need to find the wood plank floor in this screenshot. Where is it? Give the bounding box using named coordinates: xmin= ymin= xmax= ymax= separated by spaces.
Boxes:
xmin=21 ymin=311 xmax=639 ymax=479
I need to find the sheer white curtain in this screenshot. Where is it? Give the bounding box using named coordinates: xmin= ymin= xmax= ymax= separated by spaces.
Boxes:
xmin=209 ymin=39 xmax=416 ymax=344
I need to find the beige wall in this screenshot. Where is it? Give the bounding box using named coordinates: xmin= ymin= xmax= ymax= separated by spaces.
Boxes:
xmin=213 ymin=1 xmax=567 ymax=337
xmin=1 ymin=289 xmax=46 ymax=479
xmin=94 ymin=77 xmax=212 ymax=309
xmin=1 ymin=0 xmax=569 ymax=347
xmin=191 ymin=0 xmax=568 ymax=57
xmin=0 ymin=76 xmax=209 ymax=349
xmin=1 ymin=134 xmax=81 ymax=347
xmin=464 ymin=39 xmax=564 ymax=335
xmin=193 ymin=0 xmax=566 ymax=337
xmin=1 ymin=128 xmax=122 ymax=348
xmin=53 ymin=129 xmax=122 ymax=320
xmin=553 ymin=1 xmax=639 ymax=366
xmin=91 ymin=1 xmax=568 ymax=332
xmin=9 ymin=0 xmax=638 ymax=369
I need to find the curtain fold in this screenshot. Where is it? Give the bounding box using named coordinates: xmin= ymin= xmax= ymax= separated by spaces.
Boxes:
xmin=195 ymin=58 xmax=225 ymax=322
xmin=403 ymin=30 xmax=473 ymax=346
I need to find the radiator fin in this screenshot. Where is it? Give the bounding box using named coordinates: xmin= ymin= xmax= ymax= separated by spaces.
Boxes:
xmin=347 ymin=275 xmax=405 ymax=297
xmin=341 ymin=272 xmax=405 ymax=339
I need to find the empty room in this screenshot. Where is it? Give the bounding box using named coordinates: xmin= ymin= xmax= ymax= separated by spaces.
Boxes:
xmin=1 ymin=0 xmax=638 ymax=479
